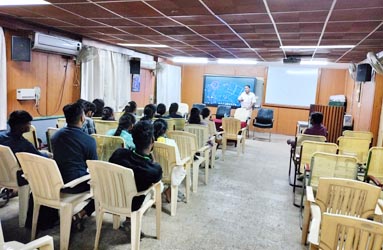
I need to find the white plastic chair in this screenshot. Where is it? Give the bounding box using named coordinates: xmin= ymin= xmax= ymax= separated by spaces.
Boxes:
xmin=178 ymin=103 xmax=189 ymax=118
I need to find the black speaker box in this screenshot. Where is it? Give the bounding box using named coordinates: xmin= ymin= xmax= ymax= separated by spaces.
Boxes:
xmin=130 ymin=58 xmax=141 ymax=74
xmin=356 ymin=63 xmax=372 ymax=82
xmin=11 ymin=36 xmax=31 ymax=62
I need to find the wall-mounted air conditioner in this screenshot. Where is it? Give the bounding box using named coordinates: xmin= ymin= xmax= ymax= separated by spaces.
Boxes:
xmin=32 ymin=32 xmax=82 ymax=56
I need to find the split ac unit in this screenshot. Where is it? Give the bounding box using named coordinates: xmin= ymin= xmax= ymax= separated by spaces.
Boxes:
xmin=32 ymin=32 xmax=82 ymax=56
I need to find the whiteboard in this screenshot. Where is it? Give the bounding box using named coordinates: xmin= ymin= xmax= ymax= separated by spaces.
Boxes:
xmin=265 ymin=66 xmax=318 ymax=107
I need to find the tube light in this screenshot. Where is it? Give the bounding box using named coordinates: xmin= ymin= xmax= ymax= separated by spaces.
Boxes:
xmin=172 ymin=57 xmax=208 ymax=64
xmin=118 ymin=43 xmax=168 ymax=48
xmin=0 ymin=0 xmax=50 ymax=5
xmin=217 ymin=59 xmax=258 ymax=65
xmin=280 ymin=45 xmax=355 ymax=49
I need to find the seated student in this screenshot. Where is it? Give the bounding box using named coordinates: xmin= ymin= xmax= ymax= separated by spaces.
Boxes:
xmin=287 ymin=112 xmax=328 ymax=146
xmin=188 ymin=107 xmax=208 ymax=125
xmin=51 ymin=102 xmax=98 ymax=232
xmin=92 ymin=98 xmax=104 ymax=117
xmin=109 ymin=120 xmax=162 ymax=230
xmin=154 ymin=103 xmax=166 ymax=118
xmin=166 ymin=103 xmax=183 ymax=118
xmin=101 ymin=106 xmax=115 ymax=121
xmin=77 ymin=99 xmax=97 ymax=134
xmin=123 ymin=101 xmax=137 ymax=115
xmin=140 ymin=104 xmax=155 ymax=121
xmin=106 ymin=113 xmax=136 ymax=149
xmin=201 ymin=107 xmax=222 ymax=143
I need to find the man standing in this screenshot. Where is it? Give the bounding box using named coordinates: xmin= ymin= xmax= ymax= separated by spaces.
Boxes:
xmin=238 ymin=85 xmax=257 ymax=117
xmin=51 ymin=102 xmax=98 ymax=231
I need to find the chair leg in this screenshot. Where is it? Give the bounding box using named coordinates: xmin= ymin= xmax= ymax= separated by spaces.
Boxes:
xmin=222 ymin=138 xmax=227 ymax=161
xmin=192 ymin=161 xmax=199 ymax=193
xmin=170 ymin=185 xmax=178 ymax=216
xmin=204 ymin=152 xmax=209 ymax=185
xmin=301 ymin=200 xmax=311 ymax=245
xmin=185 ymin=164 xmax=191 ymax=202
xmin=59 ymin=204 xmax=73 ymax=250
xmin=155 ymin=183 xmax=161 ymax=239
xmin=112 ymin=215 xmax=120 ymax=230
xmin=18 ymin=185 xmax=29 ymax=228
xmin=211 ymin=142 xmax=217 ymax=168
xmin=31 ymin=203 xmax=40 ymax=240
xmin=242 ymin=138 xmax=245 ymax=153
xmin=131 ymin=211 xmax=142 ymax=250
xmin=94 ymin=210 xmax=104 ymax=250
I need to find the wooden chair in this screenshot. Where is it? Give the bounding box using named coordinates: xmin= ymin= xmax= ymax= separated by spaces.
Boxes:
xmin=87 ymin=160 xmax=161 ymax=250
xmin=301 ymin=153 xmax=358 ymax=244
xmin=337 ymin=136 xmax=371 ymax=165
xmin=317 ymin=213 xmax=383 ymax=250
xmin=168 ymin=131 xmax=206 ymax=193
xmin=16 ymin=153 xmax=92 ymax=250
xmin=0 ymin=220 xmax=54 ymax=250
xmin=288 ymin=134 xmax=327 ymax=187
xmin=173 ymin=118 xmax=186 ymax=130
xmin=23 ymin=125 xmax=39 ymax=149
xmin=365 ymin=147 xmax=383 ymax=190
xmin=91 ymin=134 xmax=125 ymax=161
xmin=184 ymin=124 xmax=214 ymax=169
xmin=0 ymin=145 xmax=29 ymax=227
xmin=221 ymin=117 xmax=246 ymax=160
xmin=56 ymin=118 xmax=66 ymax=128
xmin=304 ymin=178 xmax=381 ymax=248
xmin=93 ymin=120 xmax=119 ymax=135
xmin=152 ymin=142 xmax=190 ymax=216
xmin=45 ymin=127 xmax=59 ymax=153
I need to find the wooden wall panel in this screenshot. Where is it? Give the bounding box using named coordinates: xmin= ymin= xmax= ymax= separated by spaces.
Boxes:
xmin=317 ymin=69 xmax=347 ymax=105
xmin=130 ymin=69 xmax=155 ymax=108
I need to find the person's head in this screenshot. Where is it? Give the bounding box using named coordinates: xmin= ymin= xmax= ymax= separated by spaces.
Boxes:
xmin=131 ymin=120 xmax=154 ymax=154
xmin=188 ymin=107 xmax=201 ymax=124
xmin=169 ymin=103 xmax=179 ymax=114
xmin=245 ymin=85 xmax=250 ymax=94
xmin=141 ymin=104 xmax=155 ymax=121
xmin=123 ymin=101 xmax=137 ymax=114
xmin=7 ymin=110 xmax=33 ymax=134
xmin=92 ymin=98 xmax=105 ymax=117
xmin=310 ymin=112 xmax=324 ymax=125
xmin=114 ymin=113 xmax=136 ymax=136
xmin=153 ymin=119 xmax=168 ymax=140
xmin=63 ymin=102 xmax=85 ymax=127
xmin=156 ymin=103 xmax=166 ymax=116
xmin=101 ymin=106 xmax=114 ymax=120
xmin=201 ymin=107 xmax=211 ymax=119
xmin=85 ymin=102 xmax=96 ymax=117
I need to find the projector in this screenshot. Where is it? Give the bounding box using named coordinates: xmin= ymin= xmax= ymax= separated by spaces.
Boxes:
xmin=283 ymin=57 xmax=301 ymax=64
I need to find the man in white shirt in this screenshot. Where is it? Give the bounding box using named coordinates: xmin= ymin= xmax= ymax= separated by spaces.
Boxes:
xmin=238 ymin=85 xmax=257 ymax=117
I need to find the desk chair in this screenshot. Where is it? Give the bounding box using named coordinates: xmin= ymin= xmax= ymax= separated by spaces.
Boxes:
xmin=213 ymin=105 xmax=231 ymax=119
xmin=252 ymin=108 xmax=274 ymax=141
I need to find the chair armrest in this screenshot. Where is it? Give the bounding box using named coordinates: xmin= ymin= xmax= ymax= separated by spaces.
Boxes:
xmin=306 ymin=186 xmax=315 ymax=202
xmin=62 ymin=175 xmax=91 ymax=189
xmin=21 ymin=235 xmax=54 ymax=250
xmin=367 ymin=175 xmax=383 ymax=187
xmin=378 ymin=199 xmax=383 ymax=211
xmin=307 ymin=204 xmax=321 ymax=246
xmin=197 ymin=145 xmax=210 ymax=153
xmin=177 ymin=156 xmax=191 ymax=166
xmin=136 ymin=181 xmax=162 ymax=196
xmin=375 ymin=202 xmax=382 ymax=216
xmin=215 ymin=131 xmax=224 ymax=136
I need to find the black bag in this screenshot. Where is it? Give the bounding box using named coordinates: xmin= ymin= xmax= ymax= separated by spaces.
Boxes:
xmin=16 ymin=169 xmax=28 ymax=186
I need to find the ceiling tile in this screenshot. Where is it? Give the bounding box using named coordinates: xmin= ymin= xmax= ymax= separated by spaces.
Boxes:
xmin=185 ymin=40 xmax=223 ymax=46
xmin=267 ymin=0 xmax=333 ymax=12
xmin=325 ymin=21 xmax=381 ymax=33
xmin=119 ymin=26 xmax=163 ymax=35
xmin=334 ymin=0 xmax=383 ymax=9
xmin=219 ymin=13 xmax=271 ymax=24
xmin=55 ymin=3 xmax=118 ymax=18
xmin=279 ymin=33 xmax=321 ymax=39
xmin=22 ymin=17 xmax=73 ymax=27
xmin=203 ymin=34 xmax=243 ymax=40
xmin=129 ymin=17 xmax=181 ymax=26
xmin=172 ymin=15 xmax=222 ymax=25
xmin=272 ymin=11 xmax=328 ymax=23
xmin=277 ymin=23 xmax=324 ymax=33
xmin=90 ymin=18 xmax=138 ymax=26
xmin=330 ymin=8 xmax=383 ymax=22
xmin=190 ymin=25 xmax=234 ymax=34
xmin=146 ymin=0 xmax=211 ymax=16
xmin=152 ymin=26 xmax=195 ymax=35
xmin=322 ymin=32 xmax=370 ymax=40
xmin=0 ymin=7 xmax=42 ymax=17
xmin=202 ymin=0 xmax=267 ymax=14
xmin=168 ymin=34 xmax=206 ymax=41
xmin=97 ymin=2 xmax=162 ymax=17
xmin=231 ymin=24 xmax=276 ymax=33
xmin=213 ymin=40 xmax=249 ymax=48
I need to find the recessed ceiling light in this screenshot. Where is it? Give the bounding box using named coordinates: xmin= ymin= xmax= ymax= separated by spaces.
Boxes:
xmin=217 ymin=59 xmax=258 ymax=65
xmin=280 ymin=45 xmax=355 ymax=49
xmin=118 ymin=43 xmax=168 ymax=48
xmin=0 ymin=0 xmax=51 ymax=6
xmin=172 ymin=57 xmax=208 ymax=64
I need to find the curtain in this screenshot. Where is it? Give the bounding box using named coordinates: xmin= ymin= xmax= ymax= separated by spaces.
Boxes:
xmin=0 ymin=27 xmax=7 ymax=130
xmin=81 ymin=47 xmax=131 ymax=112
xmin=156 ymin=63 xmax=181 ymax=108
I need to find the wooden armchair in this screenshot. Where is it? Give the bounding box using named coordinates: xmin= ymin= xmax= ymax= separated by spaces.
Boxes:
xmin=221 ymin=117 xmax=246 ymax=160
xmin=16 ymin=153 xmax=92 ymax=250
xmin=87 ymin=160 xmax=161 ymax=250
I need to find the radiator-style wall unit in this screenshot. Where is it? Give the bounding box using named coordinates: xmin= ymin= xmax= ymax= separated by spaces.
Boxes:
xmin=310 ymin=105 xmax=345 ymax=143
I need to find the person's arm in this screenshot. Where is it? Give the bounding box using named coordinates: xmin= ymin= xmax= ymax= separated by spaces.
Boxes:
xmin=238 ymin=92 xmax=244 ymax=102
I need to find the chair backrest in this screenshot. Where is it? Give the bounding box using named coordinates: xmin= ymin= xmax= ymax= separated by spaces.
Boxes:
xmin=293 ymin=134 xmax=327 ymax=161
xmin=315 ymin=178 xmax=380 ymax=218
xmin=173 ymin=118 xmax=185 ymax=130
xmin=153 ymin=142 xmax=177 ymax=183
xmin=114 ymin=112 xmax=123 ymax=120
xmin=91 ymin=134 xmax=125 ymax=161
xmin=192 ymin=103 xmax=206 ymax=112
xmin=319 ymin=213 xmax=383 ymax=250
xmin=299 ymin=141 xmax=338 ymax=173
xmin=178 ymin=103 xmax=189 ymax=117
xmin=165 ymin=118 xmax=176 ymax=131
xmin=168 ymin=130 xmax=198 ymax=160
xmin=56 ymin=118 xmax=66 ymax=128
xmin=0 ymin=145 xmax=19 ymax=188
xmin=254 ymin=108 xmax=274 ymax=125
xmin=23 ymin=124 xmax=39 ymax=149
xmin=87 ymin=160 xmax=137 ymax=213
xmin=16 ymin=152 xmax=64 ymax=205
xmin=234 ymin=108 xmax=249 ymax=122
xmin=308 ymin=152 xmax=358 ymax=189
xmin=365 ymin=147 xmax=383 ymax=182
xmin=94 ymin=120 xmax=119 ymax=135
xmin=216 ymin=105 xmax=231 ymax=119
xmin=184 ymin=124 xmax=209 ymax=149
xmin=337 ymin=136 xmax=371 ymax=164
xmin=342 ymin=130 xmax=373 ymax=143
xmin=222 ymin=117 xmax=241 ymax=140
xmin=46 ymin=127 xmax=59 ymax=153
xmin=135 ymin=107 xmax=144 ymax=117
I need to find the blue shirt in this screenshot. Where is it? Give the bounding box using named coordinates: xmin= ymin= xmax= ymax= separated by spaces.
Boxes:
xmin=106 ymin=129 xmax=135 ymax=149
xmin=51 ymin=125 xmax=98 ymax=183
xmin=0 ymin=131 xmax=46 ymax=157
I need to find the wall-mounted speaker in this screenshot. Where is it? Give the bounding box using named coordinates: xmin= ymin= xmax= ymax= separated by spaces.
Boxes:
xmin=130 ymin=58 xmax=141 ymax=74
xmin=11 ymin=36 xmax=31 ymax=62
xmin=356 ymin=63 xmax=372 ymax=82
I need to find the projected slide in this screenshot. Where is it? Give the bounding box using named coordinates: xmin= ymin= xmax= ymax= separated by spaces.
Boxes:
xmin=203 ymin=75 xmax=256 ymax=107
